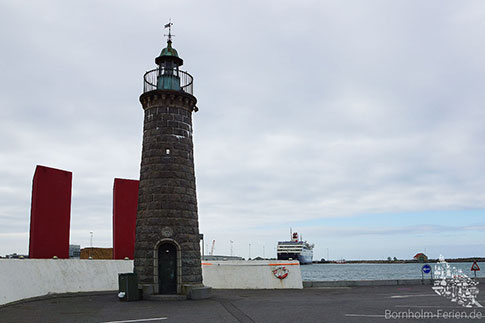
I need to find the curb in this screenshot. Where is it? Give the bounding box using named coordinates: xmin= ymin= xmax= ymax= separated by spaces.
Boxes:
xmin=303 ymin=277 xmax=485 ymax=288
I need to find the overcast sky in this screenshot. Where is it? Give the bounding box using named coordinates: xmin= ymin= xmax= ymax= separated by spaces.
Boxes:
xmin=1 ymin=0 xmax=484 ymax=260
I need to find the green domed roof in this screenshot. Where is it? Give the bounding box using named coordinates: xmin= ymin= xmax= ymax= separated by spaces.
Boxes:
xmin=155 ymin=38 xmax=184 ymax=66
xmin=160 ymin=40 xmax=179 ymax=57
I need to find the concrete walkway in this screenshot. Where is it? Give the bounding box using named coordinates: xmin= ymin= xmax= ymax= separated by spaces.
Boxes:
xmin=1 ymin=285 xmax=483 ymax=323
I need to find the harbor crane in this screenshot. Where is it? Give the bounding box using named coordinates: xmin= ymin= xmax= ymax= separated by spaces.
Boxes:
xmin=210 ymin=239 xmax=216 ymax=256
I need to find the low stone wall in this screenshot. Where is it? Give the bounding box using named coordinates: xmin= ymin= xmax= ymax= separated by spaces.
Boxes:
xmin=304 ymin=279 xmax=433 ymax=288
xmin=0 ymin=259 xmax=133 ymax=306
xmin=303 ymin=277 xmax=485 ymax=288
xmin=202 ymin=260 xmax=303 ymax=289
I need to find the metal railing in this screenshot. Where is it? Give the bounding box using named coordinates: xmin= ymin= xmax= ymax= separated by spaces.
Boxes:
xmin=143 ymin=68 xmax=193 ymax=95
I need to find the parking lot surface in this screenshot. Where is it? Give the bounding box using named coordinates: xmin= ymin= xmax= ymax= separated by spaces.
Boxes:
xmin=1 ymin=285 xmax=483 ymax=322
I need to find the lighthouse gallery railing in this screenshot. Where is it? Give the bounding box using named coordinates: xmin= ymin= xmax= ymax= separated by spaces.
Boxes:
xmin=143 ymin=68 xmax=193 ymax=95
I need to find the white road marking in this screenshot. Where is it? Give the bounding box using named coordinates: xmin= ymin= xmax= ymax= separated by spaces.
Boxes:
xmin=99 ymin=318 xmax=168 ymax=323
xmin=345 ymin=314 xmax=385 ymax=318
xmin=390 ymin=294 xmax=437 ymax=298
xmin=395 ymin=304 xmax=483 ymax=308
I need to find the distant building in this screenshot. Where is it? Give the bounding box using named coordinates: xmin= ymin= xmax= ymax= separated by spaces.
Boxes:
xmin=80 ymin=248 xmax=113 ymax=259
xmin=5 ymin=253 xmax=28 ymax=259
xmin=413 ymin=253 xmax=428 ymax=262
xmin=69 ymin=245 xmax=81 ymax=258
xmin=202 ymin=255 xmax=244 ymax=261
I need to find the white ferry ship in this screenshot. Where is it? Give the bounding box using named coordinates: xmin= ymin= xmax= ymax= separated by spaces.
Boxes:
xmin=277 ymin=232 xmax=314 ymax=264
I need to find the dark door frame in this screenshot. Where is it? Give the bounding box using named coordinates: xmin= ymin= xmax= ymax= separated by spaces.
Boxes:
xmin=153 ymin=239 xmax=182 ymax=294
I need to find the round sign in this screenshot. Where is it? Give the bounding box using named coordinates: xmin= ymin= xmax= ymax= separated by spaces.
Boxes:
xmin=422 ymin=264 xmax=432 ymax=274
xmin=161 ymin=226 xmax=173 ymax=238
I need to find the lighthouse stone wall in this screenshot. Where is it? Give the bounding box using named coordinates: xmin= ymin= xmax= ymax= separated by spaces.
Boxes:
xmin=134 ymin=92 xmax=202 ymax=289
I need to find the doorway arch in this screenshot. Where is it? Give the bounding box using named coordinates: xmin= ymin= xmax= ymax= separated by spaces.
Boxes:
xmin=153 ymin=239 xmax=181 ymax=294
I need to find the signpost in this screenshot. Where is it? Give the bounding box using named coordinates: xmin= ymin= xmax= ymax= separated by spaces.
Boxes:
xmin=471 ymin=261 xmax=480 ymax=278
xmin=422 ymin=264 xmax=432 ymax=280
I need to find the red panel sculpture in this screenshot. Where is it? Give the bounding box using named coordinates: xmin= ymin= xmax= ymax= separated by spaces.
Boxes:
xmin=113 ymin=178 xmax=139 ymax=259
xmin=29 ymin=165 xmax=72 ymax=259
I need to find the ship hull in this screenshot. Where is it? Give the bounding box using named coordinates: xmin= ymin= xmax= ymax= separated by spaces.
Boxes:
xmin=297 ymin=253 xmax=313 ymax=265
xmin=277 ymin=250 xmax=313 ymax=265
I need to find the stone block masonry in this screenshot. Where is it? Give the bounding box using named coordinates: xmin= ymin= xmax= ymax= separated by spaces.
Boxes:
xmin=134 ymin=91 xmax=202 ymax=294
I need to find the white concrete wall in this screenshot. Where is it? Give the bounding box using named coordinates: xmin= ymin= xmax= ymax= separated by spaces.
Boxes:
xmin=0 ymin=259 xmax=302 ymax=305
xmin=0 ymin=259 xmax=133 ymax=306
xmin=202 ymin=260 xmax=303 ymax=289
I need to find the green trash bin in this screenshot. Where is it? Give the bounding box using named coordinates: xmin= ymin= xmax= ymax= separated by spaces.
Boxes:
xmin=118 ymin=273 xmax=140 ymax=301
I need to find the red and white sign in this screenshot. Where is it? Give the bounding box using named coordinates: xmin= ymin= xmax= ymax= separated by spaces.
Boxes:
xmin=471 ymin=261 xmax=480 ymax=271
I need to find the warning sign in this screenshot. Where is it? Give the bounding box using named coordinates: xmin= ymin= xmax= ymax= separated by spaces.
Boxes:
xmin=471 ymin=261 xmax=480 ymax=271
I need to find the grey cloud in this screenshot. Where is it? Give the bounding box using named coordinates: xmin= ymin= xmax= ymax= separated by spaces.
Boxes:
xmin=1 ymin=1 xmax=485 ymax=258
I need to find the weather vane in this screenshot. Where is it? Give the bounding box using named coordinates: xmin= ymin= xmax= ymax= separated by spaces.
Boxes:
xmin=164 ymin=19 xmax=174 ymax=41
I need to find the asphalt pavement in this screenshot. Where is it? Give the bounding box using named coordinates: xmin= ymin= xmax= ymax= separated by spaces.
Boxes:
xmin=1 ymin=285 xmax=483 ymax=323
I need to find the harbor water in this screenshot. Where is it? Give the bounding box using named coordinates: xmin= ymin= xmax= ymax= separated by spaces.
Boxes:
xmin=301 ymin=262 xmax=485 ymax=281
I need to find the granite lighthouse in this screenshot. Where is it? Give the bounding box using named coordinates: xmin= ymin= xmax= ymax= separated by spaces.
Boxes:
xmin=134 ymin=24 xmax=206 ymax=298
